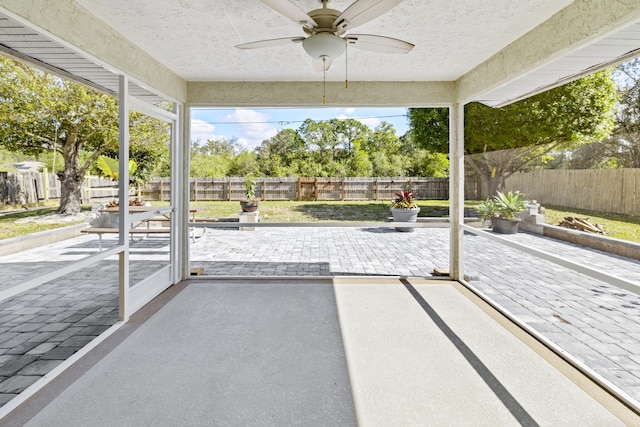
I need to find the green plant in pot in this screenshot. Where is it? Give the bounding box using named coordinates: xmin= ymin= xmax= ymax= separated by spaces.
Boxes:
xmin=390 ymin=190 xmax=420 ymax=232
xmin=240 ymin=176 xmax=260 ymax=213
xmin=490 ymin=190 xmax=526 ymax=234
xmin=477 ymin=198 xmax=498 ymax=227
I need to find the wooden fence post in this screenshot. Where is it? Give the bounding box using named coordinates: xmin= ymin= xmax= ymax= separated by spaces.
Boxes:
xmin=43 ymin=168 xmax=49 ymax=201
xmin=262 ymin=178 xmax=267 ymax=201
xmin=84 ymin=175 xmax=91 ymax=204
xmin=374 ymin=178 xmax=378 ymax=200
xmin=314 ymin=177 xmax=318 ymax=201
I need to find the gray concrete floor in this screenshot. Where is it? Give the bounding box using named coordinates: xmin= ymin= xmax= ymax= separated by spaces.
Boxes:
xmin=0 ymin=226 xmax=639 ymax=421
xmin=7 ymin=279 xmax=632 ymax=426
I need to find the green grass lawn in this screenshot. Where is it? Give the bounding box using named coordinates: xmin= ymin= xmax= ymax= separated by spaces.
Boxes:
xmin=542 ymin=205 xmax=640 ymax=243
xmin=186 ymin=200 xmax=464 ymax=222
xmin=0 ymin=204 xmax=88 ymax=240
xmin=1 ymin=200 xmax=639 ymax=244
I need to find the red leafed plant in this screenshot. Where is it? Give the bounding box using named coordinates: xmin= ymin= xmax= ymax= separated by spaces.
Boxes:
xmin=391 ymin=191 xmax=418 ymax=209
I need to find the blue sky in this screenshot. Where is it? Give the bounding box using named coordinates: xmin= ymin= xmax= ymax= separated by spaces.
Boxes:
xmin=190 ymin=107 xmax=409 ymax=150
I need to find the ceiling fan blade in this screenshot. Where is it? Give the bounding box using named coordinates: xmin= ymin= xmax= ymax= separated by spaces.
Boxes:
xmin=312 ymin=57 xmax=333 ymax=72
xmin=345 ymin=34 xmax=414 ymax=54
xmin=335 ymin=0 xmax=403 ymax=33
xmin=261 ymin=0 xmax=317 ymax=29
xmin=236 ymin=37 xmax=305 ymax=50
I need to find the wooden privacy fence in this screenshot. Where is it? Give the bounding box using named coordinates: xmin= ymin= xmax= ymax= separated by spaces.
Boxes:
xmin=0 ymin=170 xmax=131 ymax=207
xmin=142 ymin=177 xmax=450 ymax=202
xmin=505 ymin=169 xmax=640 ymax=216
xmin=1 ymin=171 xmax=45 ymax=205
xmin=6 ymin=169 xmax=637 ymax=214
xmin=0 ymin=172 xmax=486 ymax=207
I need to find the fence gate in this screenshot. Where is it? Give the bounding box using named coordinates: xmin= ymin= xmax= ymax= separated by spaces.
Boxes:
xmin=298 ymin=178 xmax=316 ymax=201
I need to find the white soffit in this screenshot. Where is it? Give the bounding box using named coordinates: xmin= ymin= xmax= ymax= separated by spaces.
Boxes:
xmin=479 ymin=21 xmax=640 ymax=107
xmin=0 ymin=14 xmax=167 ymax=104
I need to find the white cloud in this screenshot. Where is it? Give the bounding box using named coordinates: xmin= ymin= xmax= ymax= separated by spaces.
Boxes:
xmin=358 ymin=117 xmax=381 ymax=128
xmin=226 ymin=109 xmax=278 ymax=149
xmin=190 ymin=119 xmax=223 ymax=144
xmin=236 ymin=137 xmax=250 ymax=149
xmin=336 ymin=114 xmax=381 ymax=129
xmin=341 ymin=107 xmax=356 ymax=115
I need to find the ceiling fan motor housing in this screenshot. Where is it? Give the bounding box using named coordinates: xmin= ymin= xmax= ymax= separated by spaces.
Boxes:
xmin=302 ymin=32 xmax=346 ymax=59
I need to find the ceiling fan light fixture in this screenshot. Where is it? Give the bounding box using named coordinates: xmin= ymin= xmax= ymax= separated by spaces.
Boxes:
xmin=302 ymin=32 xmax=346 ymax=59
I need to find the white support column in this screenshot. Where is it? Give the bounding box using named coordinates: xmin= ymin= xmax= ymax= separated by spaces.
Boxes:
xmin=118 ymin=75 xmax=131 ymax=321
xmin=170 ymin=103 xmax=184 ymax=284
xmin=179 ymin=104 xmax=191 ymax=280
xmin=449 ymin=103 xmax=465 ymax=281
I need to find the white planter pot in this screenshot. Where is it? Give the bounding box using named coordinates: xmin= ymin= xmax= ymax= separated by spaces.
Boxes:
xmin=390 ymin=207 xmax=420 ymax=232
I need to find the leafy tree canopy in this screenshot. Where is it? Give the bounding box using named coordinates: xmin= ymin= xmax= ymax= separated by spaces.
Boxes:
xmin=409 ymin=70 xmax=616 ymax=155
xmin=408 ymin=70 xmax=618 ymax=195
xmin=596 ymin=58 xmax=640 ymax=168
xmin=252 ymin=118 xmax=447 ymax=178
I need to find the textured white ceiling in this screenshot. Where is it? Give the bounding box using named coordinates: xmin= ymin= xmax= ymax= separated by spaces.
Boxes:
xmin=74 ymin=0 xmax=573 ymax=82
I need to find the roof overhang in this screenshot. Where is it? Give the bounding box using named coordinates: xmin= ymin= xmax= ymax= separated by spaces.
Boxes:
xmin=460 ymin=0 xmax=640 ymax=106
xmin=0 ymin=1 xmax=639 ymax=108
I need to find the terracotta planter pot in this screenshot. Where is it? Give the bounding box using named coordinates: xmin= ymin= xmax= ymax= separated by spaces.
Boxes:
xmin=390 ymin=207 xmax=420 ymax=232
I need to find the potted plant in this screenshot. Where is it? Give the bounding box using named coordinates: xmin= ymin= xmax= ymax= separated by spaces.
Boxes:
xmin=240 ymin=176 xmax=260 ymax=213
xmin=390 ymin=190 xmax=420 ymax=232
xmin=476 ymin=198 xmax=498 ymax=227
xmin=490 ymin=190 xmax=526 ymax=234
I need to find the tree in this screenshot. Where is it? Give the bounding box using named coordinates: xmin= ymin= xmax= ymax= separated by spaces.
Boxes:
xmin=366 ymin=122 xmax=405 ymax=176
xmin=0 ymin=56 xmax=169 ymax=213
xmin=408 ymin=70 xmax=618 ymax=196
xmin=228 ymin=151 xmax=260 ymax=177
xmin=256 ymin=128 xmax=306 ymax=176
xmin=199 ymin=137 xmax=238 ymax=156
xmin=253 ymin=118 xmax=451 ymax=178
xmin=100 ymin=113 xmax=170 ymax=187
xmin=332 ymin=118 xmax=371 ymax=155
xmin=298 ymin=119 xmax=338 ymax=166
xmin=599 ymin=58 xmax=640 ymax=168
xmin=0 ymin=57 xmax=118 ymax=213
xmin=567 ymin=139 xmax=621 ymax=169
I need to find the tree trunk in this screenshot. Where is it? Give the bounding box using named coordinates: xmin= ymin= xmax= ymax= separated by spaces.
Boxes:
xmin=486 ymin=175 xmax=505 ymax=198
xmin=465 ymin=155 xmax=506 ymax=199
xmin=57 ymin=169 xmax=83 ymax=214
xmin=57 ymin=132 xmax=84 ymax=214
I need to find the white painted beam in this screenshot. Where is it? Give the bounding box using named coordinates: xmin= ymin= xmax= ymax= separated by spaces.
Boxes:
xmin=187 ymin=81 xmax=456 ymax=107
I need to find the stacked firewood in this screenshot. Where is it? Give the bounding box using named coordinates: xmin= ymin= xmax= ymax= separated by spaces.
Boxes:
xmin=557 ymin=217 xmax=605 ymax=234
xmin=105 ymin=198 xmax=145 ymax=207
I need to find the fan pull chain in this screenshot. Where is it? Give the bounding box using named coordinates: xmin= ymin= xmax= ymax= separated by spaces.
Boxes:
xmin=345 ymin=41 xmax=349 ymax=89
xmin=323 ymin=56 xmax=327 ymax=104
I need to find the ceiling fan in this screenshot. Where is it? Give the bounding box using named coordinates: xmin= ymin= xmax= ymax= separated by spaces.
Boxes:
xmin=235 ymin=0 xmax=414 ymax=71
